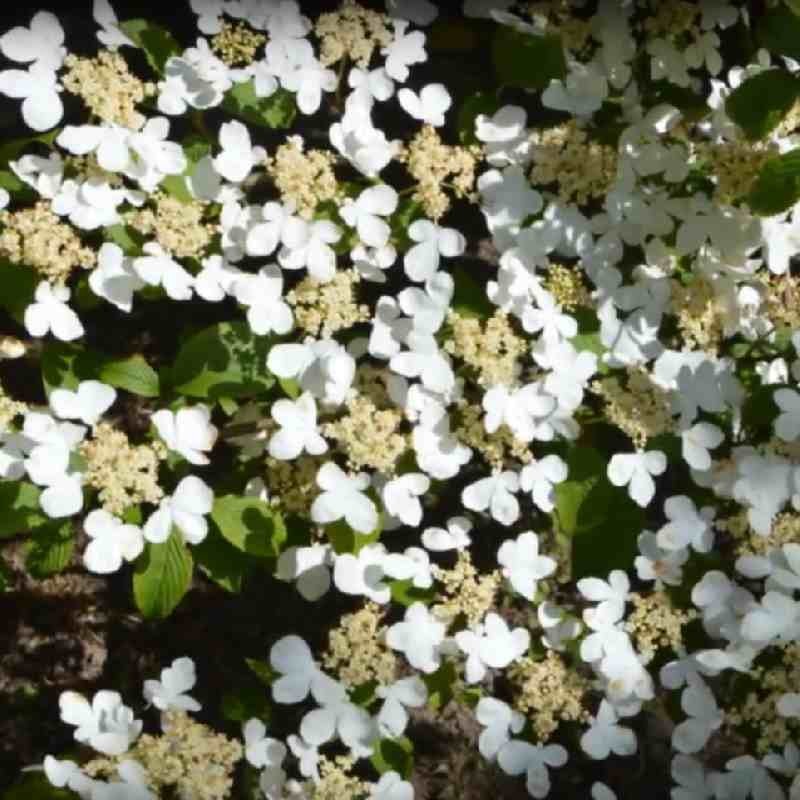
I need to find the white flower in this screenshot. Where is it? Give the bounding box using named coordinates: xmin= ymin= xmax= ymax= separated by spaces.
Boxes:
xmin=475 ymin=697 xmax=525 ymax=761
xmin=634 ymin=531 xmax=687 ymax=587
xmin=475 ymin=105 xmax=531 ymax=166
xmin=519 ymin=455 xmax=567 ymax=512
xmin=461 ymin=470 xmax=520 ymax=526
xmin=348 ymin=65 xmax=394 ymax=103
xmin=143 ymin=475 xmax=214 ymax=545
xmin=580 ymin=700 xmax=637 ymax=760
xmin=276 ymin=544 xmax=332 ymax=601
xmin=234 ymin=265 xmax=294 ymax=336
xmin=376 ymin=677 xmax=427 ymax=738
xmin=578 ymin=570 xmax=630 ymax=627
xmin=333 ymin=544 xmax=394 ymax=604
xmin=391 ymin=331 xmax=455 ymax=395
xmin=281 ymin=51 xmax=337 ymax=114
xmin=311 ymin=462 xmax=378 ymax=534
xmin=381 ymin=20 xmax=427 ymax=82
xmin=0 ymin=11 xmax=65 ymax=70
xmin=497 ymin=740 xmax=568 ymax=799
xmin=194 ymin=254 xmax=243 ymax=302
xmin=497 ymin=531 xmax=556 ymax=600
xmin=151 ymin=405 xmax=218 ymax=466
xmin=340 ymin=184 xmax=398 ymax=249
xmin=57 ymin=124 xmax=132 ymax=174
xmin=278 ymin=218 xmax=341 ymax=282
xmin=403 ymin=220 xmax=466 ymax=283
xmin=89 ymin=242 xmax=145 ymax=312
xmin=741 ymin=590 xmax=800 ymax=645
xmin=269 ymin=635 xmax=341 ymax=705
xmin=672 ymin=675 xmax=724 ymax=755
xmin=242 ymin=718 xmax=287 ymax=769
xmin=542 ymin=63 xmax=608 ymax=117
xmin=774 ymin=388 xmax=800 ymax=442
xmin=125 ymin=117 xmax=187 ymax=192
xmin=268 ymin=392 xmax=327 ymax=461
xmin=657 ymin=495 xmax=715 ymax=553
xmin=455 ymin=612 xmax=530 ymax=683
xmin=59 ymin=690 xmax=142 ymax=756
xmin=133 ymin=242 xmax=195 ymax=301
xmin=382 ymin=472 xmax=430 ymax=527
xmin=143 ymin=657 xmax=201 ymax=712
xmin=680 ymin=421 xmax=724 ymax=471
xmin=538 ymin=601 xmax=581 ymax=651
xmin=422 ymin=515 xmax=472 ymax=552
xmin=607 ymin=449 xmax=667 ymax=507
xmin=0 ymin=61 xmax=63 ymax=132
xmin=397 ymin=82 xmax=451 ymax=126
xmin=370 ymin=771 xmax=414 ymax=800
xmin=386 ymin=601 xmax=446 ymax=673
xmin=213 ymin=120 xmax=265 ymax=184
xmin=50 ymin=381 xmax=116 ymax=427
xmin=83 ymin=509 xmax=144 ymax=575
xmin=521 ymin=292 xmax=578 ymax=343
xmin=94 ymin=0 xmax=134 ymax=48
xmin=25 ymin=282 xmax=84 ymax=341
xmin=42 ymin=755 xmax=93 ymax=796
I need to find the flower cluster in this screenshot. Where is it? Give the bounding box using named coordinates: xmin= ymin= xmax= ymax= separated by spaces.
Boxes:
xmin=2 ymin=0 xmax=800 ymax=798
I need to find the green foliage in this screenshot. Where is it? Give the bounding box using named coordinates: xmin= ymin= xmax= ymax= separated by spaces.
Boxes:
xmin=104 ymin=223 xmax=147 ymax=256
xmin=451 ymin=264 xmax=494 ymax=319
xmin=210 ymin=495 xmax=287 ymax=558
xmin=390 ymin=578 xmax=437 ymax=607
xmin=554 ymin=445 xmax=645 ymax=580
xmin=325 ymin=515 xmax=382 ymax=555
xmin=725 ymin=69 xmax=800 ymax=140
xmin=222 ymin=83 xmax=297 ymax=129
xmin=0 ymin=481 xmax=46 ymax=538
xmin=492 ymin=27 xmax=566 ymax=90
xmin=370 ymin=736 xmax=414 ymax=778
xmin=422 ymin=661 xmax=458 ymax=710
xmin=748 ymin=148 xmax=800 ymax=215
xmin=25 ymin=520 xmax=75 ymax=578
xmin=40 ymin=342 xmax=158 ymax=397
xmin=160 ymin=136 xmax=213 ymax=202
xmin=193 ymin=523 xmax=253 ymax=592
xmin=221 ymin=682 xmax=271 ymax=723
xmin=758 ymin=5 xmax=800 ymax=62
xmin=0 ymin=260 xmax=38 ymax=322
xmin=133 ymin=532 xmax=194 ymax=618
xmin=2 ymin=769 xmax=76 ymax=800
xmin=245 ymin=657 xmax=276 ymax=686
xmin=457 ymin=91 xmax=501 ymax=146
xmin=167 ymin=321 xmax=275 ymax=399
xmin=119 ymin=19 xmax=182 ymax=74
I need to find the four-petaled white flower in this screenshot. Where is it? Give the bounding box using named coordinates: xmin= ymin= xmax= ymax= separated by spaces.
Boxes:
xmin=213 ymin=120 xmax=266 ymax=184
xmin=607 ymin=449 xmax=667 ymax=507
xmin=25 ymin=282 xmax=84 ymax=342
xmin=143 ymin=657 xmax=201 ymax=712
xmin=50 ymin=380 xmax=116 ymax=426
xmin=311 ymin=462 xmax=378 ymax=534
xmin=340 ymin=184 xmax=398 ymax=249
xmin=143 ymin=475 xmax=214 ymax=545
xmin=455 ymin=612 xmax=530 ymax=683
xmin=151 ymin=405 xmax=218 ymax=465
xmin=234 ymin=265 xmax=294 ymax=336
xmin=382 ymin=472 xmax=430 ymax=527
xmin=580 ymin=700 xmax=637 ymax=760
xmin=59 ymin=689 xmax=142 ymax=756
xmin=386 ymin=601 xmax=446 ymax=673
xmin=242 ymin=718 xmax=287 ymax=769
xmin=497 ymin=740 xmax=568 ymax=800
xmin=268 ymin=392 xmax=327 ymax=460
xmin=476 ymin=697 xmax=525 ymax=761
xmin=403 ymin=219 xmax=466 ymax=283
xmin=774 ymin=388 xmax=800 ymax=442
xmin=83 ymin=509 xmax=144 ymax=575
xmin=422 ymin=515 xmax=472 ymax=552
xmin=497 ymin=531 xmax=557 ymax=600
xmin=278 ymin=218 xmax=342 ymax=282
xmin=462 ymin=470 xmax=520 ymax=526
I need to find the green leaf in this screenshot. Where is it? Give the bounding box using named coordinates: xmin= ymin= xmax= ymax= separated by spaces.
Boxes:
xmin=133 ymin=532 xmax=193 ymax=619
xmin=457 ymin=91 xmax=502 ymax=146
xmin=25 ymin=520 xmax=74 ymax=578
xmin=222 ymin=83 xmax=297 ymax=129
xmin=119 ymin=19 xmax=182 ymax=74
xmin=325 ymin=515 xmax=382 ymax=555
xmin=492 ymin=27 xmax=566 ymax=90
xmin=390 ymin=578 xmax=437 ymax=607
xmin=759 ymin=5 xmax=800 ymax=62
xmin=422 ymin=661 xmax=458 ymax=710
xmin=168 ymin=321 xmax=276 ymax=399
xmin=748 ymin=148 xmax=800 ymax=215
xmin=193 ymin=523 xmax=253 ymax=592
xmin=221 ymin=682 xmax=271 ymax=723
xmin=40 ymin=342 xmax=101 ymax=395
xmin=725 ymin=69 xmax=800 ymax=140
xmin=104 ymin=223 xmax=146 ymax=256
xmin=245 ymin=657 xmax=276 ymax=687
xmin=0 ymin=481 xmax=46 ymax=538
xmin=99 ymin=354 xmax=160 ymax=397
xmin=0 ymin=260 xmax=38 ymax=322
xmin=2 ymin=769 xmax=77 ymax=800
xmin=451 ymin=264 xmax=494 ymax=319
xmin=370 ymin=736 xmax=414 ymax=779
xmin=210 ymin=495 xmax=286 ymax=558
xmin=161 ymin=136 xmax=213 ymax=202
xmin=554 ymin=446 xmax=645 ymax=580
xmin=0 ymin=129 xmax=60 ymax=168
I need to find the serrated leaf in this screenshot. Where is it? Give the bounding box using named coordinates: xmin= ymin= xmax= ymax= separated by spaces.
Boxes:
xmin=119 ymin=18 xmax=182 ymax=74
xmin=759 ymin=5 xmax=800 ymax=61
xmin=211 ymin=495 xmax=286 ymax=558
xmin=725 ymin=69 xmax=800 ymax=140
xmin=554 ymin=445 xmax=645 ymax=580
xmin=99 ymin=354 xmax=160 ymax=397
xmin=492 ymin=27 xmax=566 ymax=90
xmin=222 ymin=82 xmax=297 ymax=129
xmin=370 ymin=736 xmax=414 ymax=778
xmin=25 ymin=520 xmax=74 ymax=578
xmin=168 ymin=321 xmax=276 ymax=399
xmin=748 ymin=148 xmax=800 ymax=215
xmin=0 ymin=481 xmax=45 ymax=538
xmin=133 ymin=532 xmax=193 ymax=619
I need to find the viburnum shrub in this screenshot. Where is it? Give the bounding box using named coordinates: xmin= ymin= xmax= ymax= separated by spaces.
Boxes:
xmin=4 ymin=0 xmax=800 ymax=798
